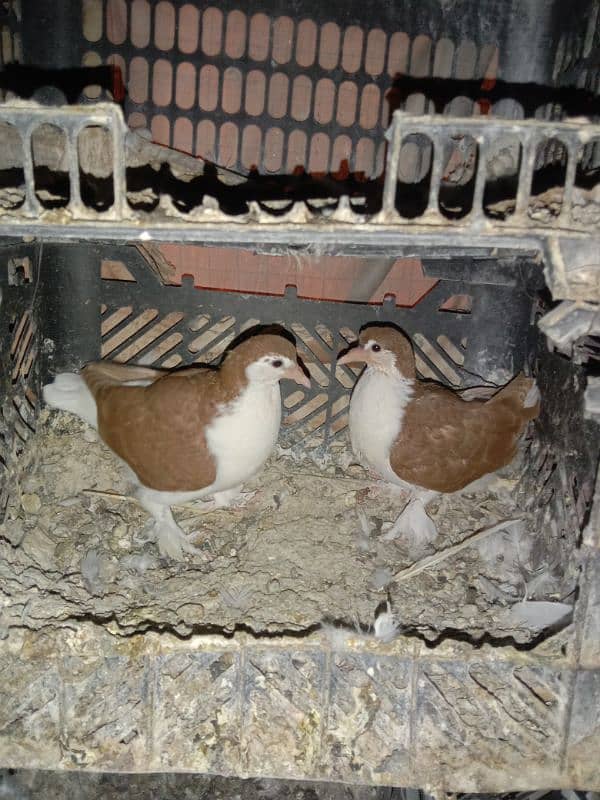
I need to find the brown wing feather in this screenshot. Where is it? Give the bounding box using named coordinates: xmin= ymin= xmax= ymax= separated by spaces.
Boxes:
xmin=390 ymin=381 xmax=533 ymax=492
xmin=83 ymin=364 xmax=221 ymax=492
xmin=83 ymin=362 xmax=163 ymax=390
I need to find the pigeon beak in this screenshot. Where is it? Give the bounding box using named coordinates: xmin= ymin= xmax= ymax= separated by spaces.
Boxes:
xmin=337 ymin=345 xmax=372 ymax=366
xmin=283 ymin=362 xmax=311 ymax=388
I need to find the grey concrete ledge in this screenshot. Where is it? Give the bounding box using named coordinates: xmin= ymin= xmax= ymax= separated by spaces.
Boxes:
xmin=1 ymin=625 xmax=597 ymax=792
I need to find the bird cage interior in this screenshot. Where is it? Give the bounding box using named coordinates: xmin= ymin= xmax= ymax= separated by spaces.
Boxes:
xmin=0 ymin=234 xmax=596 ymax=646
xmin=1 ymin=0 xmax=600 ymax=791
xmin=0 ymin=0 xmax=598 ymax=645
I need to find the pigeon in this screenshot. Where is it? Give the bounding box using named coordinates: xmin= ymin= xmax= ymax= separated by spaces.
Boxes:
xmin=43 ymin=330 xmax=310 ymax=559
xmin=337 ymin=324 xmax=540 ymax=551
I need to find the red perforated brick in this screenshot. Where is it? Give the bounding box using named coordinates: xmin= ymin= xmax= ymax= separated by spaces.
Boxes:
xmin=336 ymin=81 xmax=357 ymax=126
xmin=173 ymin=117 xmax=193 ymax=153
xmin=151 ymin=114 xmax=170 ymax=147
xmin=155 ymin=1 xmax=175 ymax=51
xmin=130 ymin=0 xmax=150 ymax=47
xmin=381 ymin=91 xmax=391 ymax=127
xmin=365 ymin=28 xmax=386 ymax=76
xmin=455 ymin=39 xmax=477 ymax=79
xmin=152 ymin=58 xmax=172 ymax=106
xmin=249 ymin=13 xmax=270 ymax=61
xmin=83 ymin=51 xmax=101 ymax=99
xmin=479 ymin=43 xmax=499 ymax=82
xmin=268 ymin=72 xmax=289 ymax=118
xmin=178 ymin=4 xmax=199 ymax=53
xmin=198 ymin=64 xmax=219 ymax=111
xmin=222 ymin=66 xmax=242 ymax=114
xmin=264 ymin=127 xmax=284 ymax=172
xmin=241 ymin=124 xmax=261 ymax=170
xmin=309 ymin=132 xmax=330 ymax=174
xmin=129 ymin=55 xmax=148 ymax=103
xmin=355 ymin=137 xmax=375 ymax=176
xmin=405 ymin=92 xmax=426 ymax=114
xmin=13 ymin=32 xmax=22 ymax=62
xmin=296 ymin=18 xmax=317 ymax=67
xmin=440 ymin=294 xmax=473 ymax=312
xmin=375 ymin=140 xmax=386 ymax=176
xmin=128 ymin=111 xmax=146 ymax=130
xmin=369 ymin=258 xmax=435 ymax=304
xmin=272 ymin=16 xmax=293 ymax=64
xmin=106 ymin=53 xmax=126 ymax=100
xmin=106 ymin=0 xmax=127 ymax=45
xmin=331 ymin=134 xmax=352 ymax=174
xmin=202 ymin=7 xmax=223 ymax=56
xmin=314 ymin=78 xmax=335 ymax=125
xmin=157 ymin=246 xmax=434 ymax=308
xmin=359 ymin=83 xmax=380 ymax=129
xmin=196 ymin=119 xmax=216 ymax=160
xmin=2 ymin=28 xmax=13 ymax=64
xmin=433 ymin=37 xmax=454 ymax=77
xmin=245 ymin=69 xmax=266 ymax=116
xmin=410 ymin=34 xmax=431 ymax=76
xmin=287 ymin=129 xmax=307 ymax=172
xmin=83 ymin=0 xmax=102 ymax=42
xmin=219 ymin=121 xmax=238 ymax=167
xmin=225 ymin=10 xmax=246 ymax=59
xmin=342 ymin=26 xmax=363 ymax=73
xmin=319 ymin=21 xmax=340 ymax=70
xmin=175 ymin=62 xmax=196 ymax=110
xmin=388 ymin=31 xmax=409 ymax=76
xmin=291 ymin=75 xmax=312 ymax=121
xmin=446 ymin=95 xmax=473 ymax=115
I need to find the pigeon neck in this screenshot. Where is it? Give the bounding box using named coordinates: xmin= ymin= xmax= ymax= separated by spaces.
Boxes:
xmin=391 ymin=347 xmax=416 ymax=380
xmin=219 ymin=355 xmax=250 ymax=399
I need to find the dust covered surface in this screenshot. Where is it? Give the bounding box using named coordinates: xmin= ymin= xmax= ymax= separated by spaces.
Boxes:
xmin=0 ymin=409 xmax=577 ymax=645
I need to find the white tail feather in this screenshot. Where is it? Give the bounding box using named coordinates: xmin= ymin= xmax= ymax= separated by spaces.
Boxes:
xmin=524 ymin=381 xmax=541 ymax=409
xmin=42 ymin=372 xmax=98 ymax=429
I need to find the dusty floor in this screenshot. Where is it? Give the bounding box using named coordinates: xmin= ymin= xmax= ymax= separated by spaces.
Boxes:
xmin=0 ymin=409 xmax=576 ymax=643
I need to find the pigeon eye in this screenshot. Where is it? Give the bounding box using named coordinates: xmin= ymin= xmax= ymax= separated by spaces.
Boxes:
xmin=371 ymin=344 xmax=381 ymax=353
xmin=272 ymin=359 xmax=283 ymax=368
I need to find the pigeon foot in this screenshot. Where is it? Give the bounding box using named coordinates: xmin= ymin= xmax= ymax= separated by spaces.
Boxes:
xmin=382 ymin=496 xmax=439 ymax=553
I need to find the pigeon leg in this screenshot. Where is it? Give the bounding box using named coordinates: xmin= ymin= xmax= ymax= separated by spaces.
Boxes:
xmin=135 ymin=487 xmax=203 ymax=560
xmin=192 ymin=486 xmax=257 ymax=513
xmin=212 ymin=486 xmax=258 ymax=508
xmin=362 ymin=478 xmax=406 ymax=503
xmin=382 ymin=490 xmax=439 ymax=552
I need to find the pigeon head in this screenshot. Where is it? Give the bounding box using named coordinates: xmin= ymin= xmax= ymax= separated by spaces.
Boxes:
xmin=222 ymin=333 xmax=311 ymax=388
xmin=337 ymin=324 xmax=416 ymax=379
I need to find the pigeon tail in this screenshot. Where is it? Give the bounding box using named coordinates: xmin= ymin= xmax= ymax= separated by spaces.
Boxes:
xmin=490 ymin=373 xmax=540 ymax=420
xmin=42 ymin=372 xmax=98 ymax=429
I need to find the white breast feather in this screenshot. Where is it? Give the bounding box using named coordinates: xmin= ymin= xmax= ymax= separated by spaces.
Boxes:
xmin=42 ymin=373 xmax=98 ymax=428
xmin=206 ymin=382 xmax=282 ymax=492
xmin=349 ymin=368 xmax=414 ymax=484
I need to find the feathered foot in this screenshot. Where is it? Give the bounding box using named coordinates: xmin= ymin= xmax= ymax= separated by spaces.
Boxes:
xmin=153 ymin=517 xmax=204 ymax=560
xmin=194 ymin=487 xmax=258 ymax=513
xmin=213 ymin=487 xmax=258 ymax=509
xmin=136 ymin=487 xmax=203 ymax=560
xmin=381 ymin=492 xmax=439 ymax=554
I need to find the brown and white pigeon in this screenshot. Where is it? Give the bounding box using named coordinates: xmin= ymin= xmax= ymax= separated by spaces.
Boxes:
xmin=337 ymin=324 xmax=540 ymax=551
xmin=43 ymin=331 xmax=310 ymax=559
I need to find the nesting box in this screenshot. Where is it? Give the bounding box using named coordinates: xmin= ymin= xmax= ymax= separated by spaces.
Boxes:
xmin=0 ymin=0 xmax=599 ymax=792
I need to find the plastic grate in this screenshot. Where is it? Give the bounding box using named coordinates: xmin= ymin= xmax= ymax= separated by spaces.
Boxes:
xmin=82 ymin=1 xmax=499 ymax=176
xmin=0 ymin=242 xmax=39 ymax=520
xmin=94 ymin=247 xmax=538 ymax=455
